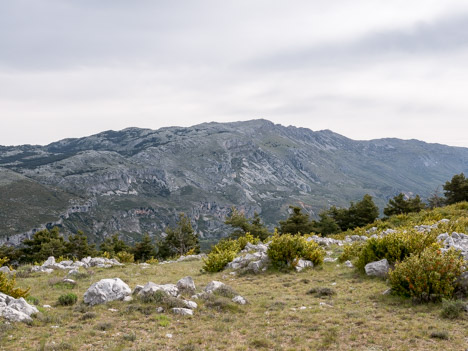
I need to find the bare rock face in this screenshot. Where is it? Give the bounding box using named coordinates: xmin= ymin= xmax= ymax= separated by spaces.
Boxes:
xmin=83 ymin=278 xmax=131 ymax=305
xmin=365 ymin=259 xmax=390 ymax=278
xmin=0 ymin=293 xmax=39 ymax=323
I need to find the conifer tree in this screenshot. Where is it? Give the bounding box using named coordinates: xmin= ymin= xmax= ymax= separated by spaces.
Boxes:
xmin=133 ymin=233 xmax=157 ymax=262
xmin=159 ymin=213 xmax=200 ymax=258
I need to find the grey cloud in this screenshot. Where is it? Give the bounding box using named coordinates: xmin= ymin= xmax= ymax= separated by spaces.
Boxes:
xmin=246 ymin=14 xmax=468 ymax=70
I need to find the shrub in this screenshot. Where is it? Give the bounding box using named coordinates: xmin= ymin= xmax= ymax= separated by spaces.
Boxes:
xmin=58 ymin=293 xmax=78 ymax=306
xmin=116 ymin=251 xmax=134 ymax=263
xmin=146 ymin=257 xmax=159 ymax=264
xmin=237 ymin=232 xmax=260 ymax=250
xmin=267 ymin=234 xmax=325 ymax=269
xmin=202 ymin=233 xmax=265 ymax=272
xmin=202 ymin=249 xmax=238 ymax=273
xmin=0 ymin=271 xmax=30 ymax=299
xmin=355 ymin=229 xmax=439 ymax=271
xmin=388 ymin=247 xmax=464 ymax=302
xmin=202 ymin=238 xmax=241 ymax=273
xmin=440 ymin=299 xmax=466 ymax=319
xmin=338 ymin=242 xmax=365 ymax=263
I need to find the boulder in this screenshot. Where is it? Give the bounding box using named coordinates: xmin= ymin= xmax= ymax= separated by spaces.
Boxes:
xmin=83 ymin=278 xmax=131 ymax=305
xmin=177 ymin=276 xmax=196 ymax=294
xmin=183 ymin=300 xmax=198 ymax=309
xmin=365 ymin=259 xmax=390 ymax=278
xmin=42 ymin=256 xmax=56 ymax=267
xmin=132 ymin=285 xmax=144 ymax=295
xmin=295 ymin=259 xmax=314 ymax=272
xmin=0 ymin=293 xmax=39 ymax=323
xmin=0 ymin=266 xmax=14 ymax=274
xmin=172 ymin=307 xmax=193 ymax=316
xmin=138 ymin=282 xmax=179 ymax=298
xmin=232 ymin=295 xmax=247 ymax=305
xmin=204 ymin=281 xmax=226 ymax=293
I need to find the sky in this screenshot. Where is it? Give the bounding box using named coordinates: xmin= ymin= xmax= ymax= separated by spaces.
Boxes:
xmin=1 ymin=1 xmax=468 ymax=147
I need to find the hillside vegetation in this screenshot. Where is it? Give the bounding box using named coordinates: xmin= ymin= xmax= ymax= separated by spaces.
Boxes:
xmin=1 ymin=203 xmax=468 ymax=350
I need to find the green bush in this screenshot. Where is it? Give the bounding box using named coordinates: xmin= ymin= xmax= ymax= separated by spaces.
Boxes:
xmin=440 ymin=299 xmax=466 ymax=319
xmin=338 ymin=242 xmax=365 ymax=262
xmin=267 ymin=234 xmax=325 ymax=269
xmin=202 ymin=247 xmax=238 ymax=273
xmin=355 ymin=229 xmax=439 ymax=271
xmin=58 ymin=293 xmax=78 ymax=306
xmin=116 ymin=251 xmax=134 ymax=263
xmin=0 ymin=257 xmax=30 ymax=298
xmin=388 ymin=247 xmax=464 ymax=302
xmin=237 ymin=232 xmax=260 ymax=250
xmin=202 ymin=234 xmax=258 ymax=273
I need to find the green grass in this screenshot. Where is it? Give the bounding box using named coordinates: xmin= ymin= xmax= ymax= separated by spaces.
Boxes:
xmin=2 ymin=254 xmax=468 ymax=350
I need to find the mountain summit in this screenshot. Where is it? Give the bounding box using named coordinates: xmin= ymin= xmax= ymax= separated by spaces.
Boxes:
xmin=1 ymin=119 xmax=467 ymax=246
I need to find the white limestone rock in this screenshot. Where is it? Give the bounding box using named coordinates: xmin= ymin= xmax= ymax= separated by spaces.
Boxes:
xmin=83 ymin=278 xmax=131 ymax=305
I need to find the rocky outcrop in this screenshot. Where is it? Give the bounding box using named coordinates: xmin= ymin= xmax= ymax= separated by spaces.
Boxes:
xmin=438 ymin=232 xmax=468 ymax=259
xmin=0 ymin=293 xmax=39 ymax=323
xmin=83 ymin=278 xmax=131 ymax=305
xmin=31 ymin=256 xmax=123 ymax=273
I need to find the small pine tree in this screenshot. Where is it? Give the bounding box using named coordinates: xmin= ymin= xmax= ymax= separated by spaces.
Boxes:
xmin=225 ymin=207 xmax=270 ymax=240
xmin=444 ymin=173 xmax=468 ymax=204
xmin=328 ymin=194 xmax=379 ymax=231
xmin=278 ymin=206 xmax=315 ymax=235
xmin=159 ymin=213 xmax=200 ymax=258
xmin=133 ymin=233 xmax=157 ymax=262
xmin=99 ymin=234 xmax=130 ymax=256
xmin=66 ymin=231 xmax=97 ymax=259
xmin=21 ymin=227 xmax=67 ymax=263
xmin=383 ymin=193 xmax=426 ymax=216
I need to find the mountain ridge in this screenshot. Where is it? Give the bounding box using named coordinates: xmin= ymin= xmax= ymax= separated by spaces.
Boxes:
xmin=1 ymin=119 xmax=467 ymax=247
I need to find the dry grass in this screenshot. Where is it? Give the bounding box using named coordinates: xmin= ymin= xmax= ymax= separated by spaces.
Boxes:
xmin=1 ymin=254 xmax=468 ymax=350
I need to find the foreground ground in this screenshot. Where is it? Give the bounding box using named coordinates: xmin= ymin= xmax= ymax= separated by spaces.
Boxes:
xmin=1 ymin=251 xmax=468 ymax=351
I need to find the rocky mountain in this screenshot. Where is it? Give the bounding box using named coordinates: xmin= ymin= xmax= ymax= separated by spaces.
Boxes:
xmin=1 ymin=119 xmax=467 ymax=248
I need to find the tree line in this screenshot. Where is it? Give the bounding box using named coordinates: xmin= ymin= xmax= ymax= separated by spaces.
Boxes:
xmin=0 ymin=213 xmax=199 ymax=265
xmin=1 ymin=172 xmax=468 ymax=264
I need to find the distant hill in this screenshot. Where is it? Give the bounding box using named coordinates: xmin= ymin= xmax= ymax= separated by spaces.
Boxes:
xmin=1 ymin=119 xmax=467 ymax=247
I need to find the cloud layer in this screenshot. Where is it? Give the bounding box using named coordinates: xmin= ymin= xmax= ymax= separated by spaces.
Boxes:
xmin=1 ymin=1 xmax=468 ymax=146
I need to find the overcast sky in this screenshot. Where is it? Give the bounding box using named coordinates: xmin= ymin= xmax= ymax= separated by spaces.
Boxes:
xmin=2 ymin=1 xmax=468 ymax=147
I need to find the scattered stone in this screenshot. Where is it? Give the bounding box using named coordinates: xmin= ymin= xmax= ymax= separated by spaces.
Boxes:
xmin=344 ymin=260 xmax=354 ymax=268
xmin=108 ymin=308 xmax=118 ymax=312
xmin=166 ymin=333 xmax=173 ymax=338
xmin=156 ymin=307 xmax=164 ymax=313
xmin=132 ymin=285 xmax=144 ymax=295
xmin=171 ymin=307 xmax=193 ymax=316
xmin=0 ymin=293 xmax=39 ymax=323
xmin=83 ymin=278 xmax=131 ymax=305
xmin=138 ymin=282 xmax=179 ymax=298
xmin=365 ymin=259 xmax=390 ymax=278
xmin=43 ymin=305 xmax=52 ymax=308
xmin=232 ymin=295 xmax=247 ymax=305
xmin=324 ymin=257 xmax=337 ymax=263
xmin=295 ymin=259 xmax=314 ymax=272
xmin=183 ymin=300 xmax=198 ymax=309
xmin=204 ymin=281 xmax=226 ymax=293
xmin=62 ymin=278 xmax=76 ymax=285
xmin=299 ymin=306 xmax=307 ymax=310
xmin=177 ymin=276 xmax=196 ymax=294
xmin=123 ymin=296 xmax=133 ymax=302
xmin=319 ymin=302 xmax=334 ymax=308
xmin=382 ymin=288 xmax=392 ymax=295
xmin=31 ymin=256 xmax=123 ymax=273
